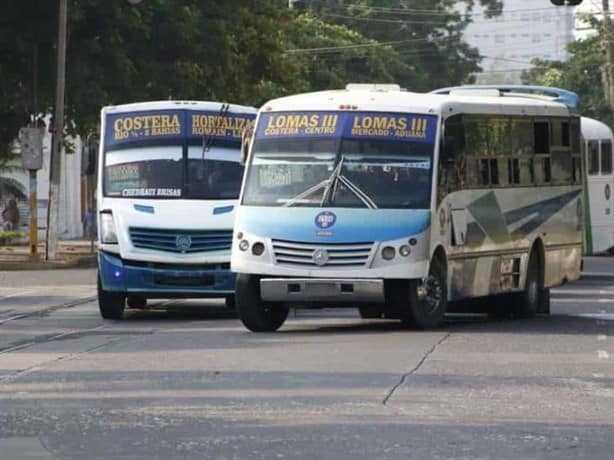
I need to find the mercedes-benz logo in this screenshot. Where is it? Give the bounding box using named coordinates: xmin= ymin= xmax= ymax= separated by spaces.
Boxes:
xmin=312 ymin=248 xmax=329 ymax=266
xmin=175 ymin=234 xmax=192 ymax=252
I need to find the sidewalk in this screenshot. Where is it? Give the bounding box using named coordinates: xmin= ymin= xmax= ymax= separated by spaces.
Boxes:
xmin=0 ymin=239 xmax=98 ymax=270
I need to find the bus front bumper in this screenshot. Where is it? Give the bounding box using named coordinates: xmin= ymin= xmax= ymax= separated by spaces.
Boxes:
xmin=98 ymin=251 xmax=235 ymax=296
xmin=260 ymin=278 xmax=385 ymax=303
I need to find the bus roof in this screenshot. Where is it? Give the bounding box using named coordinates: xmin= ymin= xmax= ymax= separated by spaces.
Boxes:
xmin=261 ymin=87 xmax=573 ymax=118
xmin=581 ymin=116 xmax=613 ymax=141
xmin=102 ymin=100 xmax=257 ymax=115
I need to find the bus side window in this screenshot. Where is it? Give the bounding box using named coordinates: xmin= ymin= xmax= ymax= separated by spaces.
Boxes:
xmin=601 ymin=140 xmax=612 ymax=175
xmin=588 ymin=140 xmax=599 ymax=175
xmin=438 ymin=115 xmax=465 ymax=202
xmin=534 ymin=122 xmax=550 ymax=154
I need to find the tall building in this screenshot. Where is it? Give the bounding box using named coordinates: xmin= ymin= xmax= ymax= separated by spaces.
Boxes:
xmin=463 ymin=0 xmax=576 ymax=84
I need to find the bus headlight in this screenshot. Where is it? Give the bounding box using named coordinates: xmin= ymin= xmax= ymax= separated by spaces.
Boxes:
xmin=239 ymin=239 xmax=250 ymax=251
xmin=382 ymin=246 xmax=395 ymax=260
xmin=100 ymin=212 xmax=118 ymax=244
xmin=399 ymin=245 xmax=411 ymax=257
xmin=251 ymin=242 xmax=265 ymax=256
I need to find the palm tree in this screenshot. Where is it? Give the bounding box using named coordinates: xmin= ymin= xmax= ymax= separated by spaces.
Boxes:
xmin=0 ymin=176 xmax=27 ymax=201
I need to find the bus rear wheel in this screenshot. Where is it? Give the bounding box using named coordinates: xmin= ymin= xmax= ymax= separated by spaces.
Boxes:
xmin=515 ymin=250 xmax=546 ymax=319
xmin=236 ymin=274 xmax=289 ymax=332
xmin=401 ymin=258 xmax=447 ymax=329
xmin=97 ymin=275 xmax=125 ymax=320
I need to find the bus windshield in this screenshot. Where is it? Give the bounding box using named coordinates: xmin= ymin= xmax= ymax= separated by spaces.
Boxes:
xmin=104 ymin=144 xmax=243 ymax=199
xmin=242 ymin=137 xmax=433 ymax=209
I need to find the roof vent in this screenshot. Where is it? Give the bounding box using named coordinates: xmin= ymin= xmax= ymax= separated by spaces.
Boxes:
xmin=345 ymin=83 xmax=401 ymax=92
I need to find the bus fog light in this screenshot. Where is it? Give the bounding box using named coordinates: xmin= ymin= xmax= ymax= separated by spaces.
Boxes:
xmin=382 ymin=246 xmax=395 ymax=260
xmin=252 ymin=242 xmax=265 ymax=256
xmin=399 ymin=245 xmax=411 ymax=257
xmin=409 ymin=238 xmax=417 ymax=246
xmin=239 ymin=240 xmax=250 ymax=251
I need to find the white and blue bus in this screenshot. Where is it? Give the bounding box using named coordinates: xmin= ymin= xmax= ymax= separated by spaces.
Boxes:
xmin=231 ymin=84 xmax=583 ymax=331
xmin=97 ymin=101 xmax=256 ymax=319
xmin=581 ymin=116 xmax=614 ymax=254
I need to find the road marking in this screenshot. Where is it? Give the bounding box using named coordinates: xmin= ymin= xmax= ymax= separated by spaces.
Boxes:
xmin=575 ymin=313 xmax=614 ymax=321
xmin=598 ymin=335 xmax=607 ymax=341
xmin=597 ymin=350 xmax=610 ymax=360
xmin=553 ymin=299 xmax=614 ymax=304
xmin=593 ymin=373 xmax=605 ymax=378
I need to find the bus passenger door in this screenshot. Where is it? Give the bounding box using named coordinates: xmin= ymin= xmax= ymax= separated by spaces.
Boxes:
xmin=450 ymin=208 xmax=467 ymax=246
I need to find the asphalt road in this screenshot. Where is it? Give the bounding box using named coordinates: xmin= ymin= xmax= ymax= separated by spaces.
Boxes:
xmin=0 ymin=259 xmax=613 ymax=459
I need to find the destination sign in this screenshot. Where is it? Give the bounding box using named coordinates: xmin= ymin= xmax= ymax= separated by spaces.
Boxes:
xmin=105 ymin=109 xmax=255 ymax=147
xmin=257 ymin=111 xmax=437 ymax=143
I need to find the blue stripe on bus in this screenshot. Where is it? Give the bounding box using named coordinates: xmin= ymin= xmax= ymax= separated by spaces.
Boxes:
xmin=213 ymin=205 xmax=234 ymax=215
xmin=134 ymin=204 xmax=155 ymax=214
xmin=235 ymin=207 xmax=430 ymax=243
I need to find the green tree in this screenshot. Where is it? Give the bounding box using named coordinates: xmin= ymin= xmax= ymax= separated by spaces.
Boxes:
xmin=522 ymin=33 xmax=610 ymax=125
xmin=301 ymin=0 xmax=503 ymax=91
xmin=0 ymin=0 xmax=300 ymax=160
xmin=282 ymin=13 xmax=410 ymax=92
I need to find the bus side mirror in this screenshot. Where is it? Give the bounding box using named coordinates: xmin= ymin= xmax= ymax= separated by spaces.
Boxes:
xmin=241 ymin=127 xmax=253 ymax=166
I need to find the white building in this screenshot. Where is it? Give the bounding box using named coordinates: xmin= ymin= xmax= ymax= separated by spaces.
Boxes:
xmin=1 ymin=126 xmax=84 ymax=241
xmin=462 ymin=0 xmax=576 ymax=84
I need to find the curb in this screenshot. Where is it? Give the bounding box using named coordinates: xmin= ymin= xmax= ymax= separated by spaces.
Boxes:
xmin=0 ymin=255 xmax=97 ymax=271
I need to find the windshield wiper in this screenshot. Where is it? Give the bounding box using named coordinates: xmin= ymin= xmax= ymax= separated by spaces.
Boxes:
xmin=282 ymin=156 xmax=344 ymax=208
xmin=324 ymin=156 xmax=377 ymax=209
xmin=336 ymin=174 xmax=378 ymax=209
xmin=199 ymin=103 xmax=230 ymax=186
xmin=320 ymin=156 xmax=345 ymax=206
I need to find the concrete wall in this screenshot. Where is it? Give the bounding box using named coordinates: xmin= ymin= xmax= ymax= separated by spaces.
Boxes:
xmin=1 ymin=126 xmax=83 ymax=240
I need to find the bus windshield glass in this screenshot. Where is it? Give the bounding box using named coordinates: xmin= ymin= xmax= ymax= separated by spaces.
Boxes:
xmin=243 ymin=137 xmax=434 ymax=209
xmin=104 ymin=145 xmax=243 ymax=199
xmin=104 ymin=145 xmax=183 ymax=198
xmin=242 ymin=110 xmax=436 ymax=209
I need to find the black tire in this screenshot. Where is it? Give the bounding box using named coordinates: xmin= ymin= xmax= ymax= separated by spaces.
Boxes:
xmin=538 ymin=287 xmax=551 ymax=315
xmin=225 ymin=295 xmax=236 ymax=310
xmin=97 ymin=275 xmax=125 ymax=319
xmin=401 ymin=257 xmax=448 ymax=329
xmin=515 ymin=251 xmax=542 ymax=319
xmin=358 ymin=306 xmax=383 ymax=319
xmin=236 ymin=274 xmax=289 ymax=332
xmin=127 ymin=295 xmax=147 ymax=309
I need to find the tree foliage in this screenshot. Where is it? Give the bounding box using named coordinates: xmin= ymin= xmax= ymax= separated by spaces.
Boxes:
xmin=1 ymin=0 xmax=503 ymax=162
xmin=522 ymin=30 xmax=611 ymax=125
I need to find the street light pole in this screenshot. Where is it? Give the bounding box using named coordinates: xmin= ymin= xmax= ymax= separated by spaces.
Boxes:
xmin=46 ymin=0 xmax=67 ymax=261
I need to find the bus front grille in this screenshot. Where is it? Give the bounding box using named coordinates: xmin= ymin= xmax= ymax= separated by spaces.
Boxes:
xmin=271 ymin=239 xmax=373 ymax=267
xmin=129 ymin=227 xmax=232 ymax=254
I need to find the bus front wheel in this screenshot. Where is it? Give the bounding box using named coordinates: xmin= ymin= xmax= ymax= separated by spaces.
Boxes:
xmin=236 ymin=274 xmax=289 ymax=332
xmin=97 ymin=275 xmax=126 ymax=320
xmin=402 ymin=258 xmax=447 ymax=329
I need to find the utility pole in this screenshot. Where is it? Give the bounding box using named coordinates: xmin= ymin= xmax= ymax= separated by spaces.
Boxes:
xmin=602 ymin=0 xmax=614 ymax=119
xmin=46 ymin=0 xmax=67 ymax=261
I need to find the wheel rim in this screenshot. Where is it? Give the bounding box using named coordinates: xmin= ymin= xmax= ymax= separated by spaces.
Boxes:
xmin=421 ymin=275 xmax=443 ymax=314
